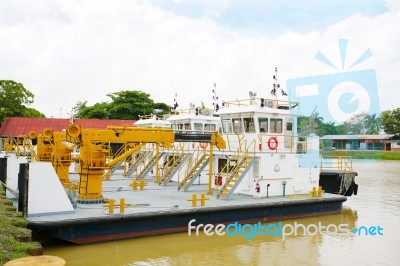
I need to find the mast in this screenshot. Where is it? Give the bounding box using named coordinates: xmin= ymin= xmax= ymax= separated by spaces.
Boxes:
xmin=271 ymin=67 xmax=279 ymax=99
xmin=271 ymin=67 xmax=287 ymax=99
xmin=212 ymin=83 xmax=219 ymax=112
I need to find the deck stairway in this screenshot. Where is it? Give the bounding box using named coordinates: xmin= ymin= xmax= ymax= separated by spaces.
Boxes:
xmin=159 ymin=143 xmax=190 ymax=185
xmin=103 ymin=144 xmax=130 ymax=179
xmin=133 ymin=149 xmax=166 ymax=180
xmin=217 ymin=146 xmax=256 ymax=199
xmin=125 ymin=149 xmax=152 ymax=178
xmin=177 ymin=148 xmax=210 ymax=191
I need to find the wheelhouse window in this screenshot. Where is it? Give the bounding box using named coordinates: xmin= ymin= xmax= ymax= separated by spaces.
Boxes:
xmin=184 ymin=123 xmax=191 ymax=130
xmin=222 ymin=119 xmax=233 ymax=133
xmin=204 ymin=124 xmax=216 ymax=132
xmin=258 ymin=117 xmax=268 ymax=133
xmin=286 ymin=119 xmax=293 ymax=131
xmin=270 ymin=118 xmax=283 ymax=134
xmin=243 ymin=117 xmax=255 ymax=133
xmin=194 ymin=123 xmax=203 ymax=131
xmin=232 ymin=118 xmax=243 ymax=134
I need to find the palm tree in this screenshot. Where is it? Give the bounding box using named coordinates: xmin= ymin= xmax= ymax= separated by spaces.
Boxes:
xmin=364 ymin=114 xmax=381 ymax=134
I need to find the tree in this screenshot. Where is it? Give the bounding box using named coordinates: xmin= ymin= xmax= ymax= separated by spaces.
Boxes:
xmin=335 ymin=124 xmax=347 ymax=135
xmin=73 ymin=101 xmax=110 ymax=119
xmin=343 ymin=113 xmax=367 ymax=134
xmin=297 ymin=113 xmax=330 ymax=136
xmin=73 ymin=101 xmax=89 ymax=119
xmin=22 ymin=108 xmax=45 ymax=118
xmin=154 ymin=102 xmax=172 ymax=115
xmin=73 ymin=90 xmax=172 ymax=120
xmin=381 ymin=108 xmax=400 ymax=134
xmin=364 ymin=113 xmax=381 ymax=134
xmin=0 ymin=80 xmax=44 ymax=123
xmin=342 ymin=112 xmax=381 ymax=134
xmin=297 ymin=116 xmax=310 ymax=136
xmin=107 ymin=90 xmax=154 ymax=120
xmin=319 ymin=121 xmax=338 ymax=136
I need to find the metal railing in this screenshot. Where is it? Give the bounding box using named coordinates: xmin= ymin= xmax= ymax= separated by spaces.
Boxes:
xmin=320 ymin=156 xmax=353 ymax=172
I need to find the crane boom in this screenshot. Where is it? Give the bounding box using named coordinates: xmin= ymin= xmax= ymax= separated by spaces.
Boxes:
xmin=65 ymin=124 xmax=226 ymax=203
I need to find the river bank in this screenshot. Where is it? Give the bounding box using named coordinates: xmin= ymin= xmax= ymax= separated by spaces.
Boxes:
xmin=0 ymin=185 xmax=42 ymax=265
xmin=321 ymin=150 xmax=400 ymax=160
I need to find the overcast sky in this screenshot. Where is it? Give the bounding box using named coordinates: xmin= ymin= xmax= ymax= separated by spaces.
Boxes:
xmin=0 ymin=0 xmax=399 ymax=120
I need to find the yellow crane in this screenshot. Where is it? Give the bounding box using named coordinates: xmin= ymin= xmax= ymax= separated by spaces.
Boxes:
xmin=65 ymin=124 xmax=226 ymax=203
xmin=28 ymin=128 xmax=75 ymax=185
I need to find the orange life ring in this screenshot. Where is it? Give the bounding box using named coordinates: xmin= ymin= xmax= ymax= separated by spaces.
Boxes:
xmin=267 ymin=137 xmax=278 ymax=150
xmin=199 ymin=142 xmax=208 ymax=149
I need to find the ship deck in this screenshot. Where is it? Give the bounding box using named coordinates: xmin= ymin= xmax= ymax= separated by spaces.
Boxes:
xmin=28 ymin=171 xmax=346 ymax=223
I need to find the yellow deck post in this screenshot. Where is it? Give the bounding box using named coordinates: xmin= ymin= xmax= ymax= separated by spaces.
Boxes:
xmin=312 ymin=187 xmax=317 ymax=198
xmin=188 ymin=194 xmax=197 ymax=207
xmin=120 ymin=198 xmax=125 ymax=213
xmin=318 ymin=186 xmax=324 ymax=198
xmin=155 ymin=143 xmax=160 ymax=183
xmin=130 ymin=180 xmax=138 ymax=190
xmin=207 ymin=143 xmax=214 ymax=195
xmin=200 ymin=193 xmax=210 ymax=206
xmin=108 ymin=199 xmax=115 ymax=214
xmin=139 ymin=180 xmax=147 ymax=190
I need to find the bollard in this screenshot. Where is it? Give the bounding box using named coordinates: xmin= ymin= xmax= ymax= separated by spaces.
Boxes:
xmin=199 ymin=193 xmax=210 ymax=207
xmin=139 ymin=180 xmax=148 ymax=190
xmin=120 ymin=198 xmax=125 ymax=213
xmin=187 ymin=194 xmax=210 ymax=207
xmin=18 ymin=163 xmax=29 ymax=217
xmin=188 ymin=194 xmax=197 ymax=207
xmin=108 ymin=199 xmax=115 ymax=214
xmin=318 ymin=186 xmax=324 ymax=198
xmin=0 ymin=157 xmax=7 ymax=185
xmin=130 ymin=180 xmax=138 ymax=190
xmin=282 ymin=180 xmax=287 ymax=197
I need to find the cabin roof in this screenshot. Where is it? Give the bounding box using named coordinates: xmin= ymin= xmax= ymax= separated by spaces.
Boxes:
xmin=216 ymin=104 xmax=293 ymax=116
xmin=166 ymin=113 xmax=220 ymax=122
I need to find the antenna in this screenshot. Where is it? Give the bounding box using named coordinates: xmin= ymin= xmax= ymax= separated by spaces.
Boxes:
xmin=212 ymin=83 xmax=220 ymax=111
xmin=173 ymin=93 xmax=178 ymax=111
xmin=270 ymin=67 xmax=288 ymax=97
xmin=249 ymin=91 xmax=257 ymax=99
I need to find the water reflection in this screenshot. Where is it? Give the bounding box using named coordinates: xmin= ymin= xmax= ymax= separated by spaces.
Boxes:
xmin=44 ymin=161 xmax=400 ymax=265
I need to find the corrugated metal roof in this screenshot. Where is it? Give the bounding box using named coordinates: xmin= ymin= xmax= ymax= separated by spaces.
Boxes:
xmin=320 ymin=134 xmax=399 ymax=140
xmin=0 ymin=117 xmax=136 ymax=137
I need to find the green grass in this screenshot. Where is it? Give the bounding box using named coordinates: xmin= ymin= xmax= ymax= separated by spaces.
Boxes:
xmin=0 ymin=185 xmax=42 ymax=265
xmin=321 ymin=150 xmax=400 ymax=160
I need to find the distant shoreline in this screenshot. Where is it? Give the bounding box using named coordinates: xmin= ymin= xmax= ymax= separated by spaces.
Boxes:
xmin=321 ymin=150 xmax=400 ymax=160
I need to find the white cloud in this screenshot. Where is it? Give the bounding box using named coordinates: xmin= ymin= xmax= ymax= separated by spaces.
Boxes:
xmin=0 ymin=0 xmax=398 ymax=119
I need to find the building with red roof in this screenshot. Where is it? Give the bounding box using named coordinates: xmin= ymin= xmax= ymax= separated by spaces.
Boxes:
xmin=0 ymin=117 xmax=136 ymax=137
